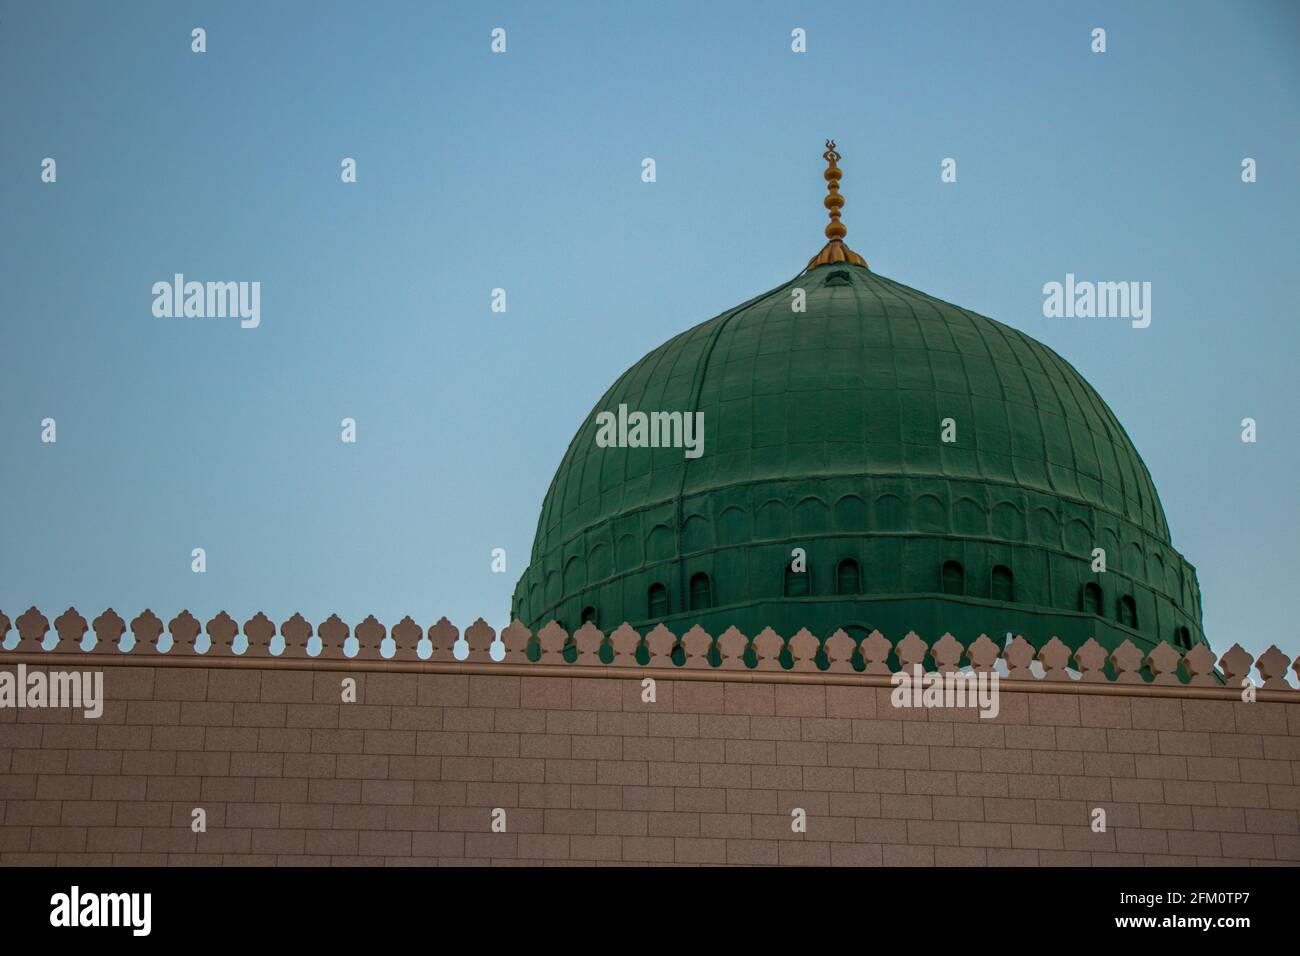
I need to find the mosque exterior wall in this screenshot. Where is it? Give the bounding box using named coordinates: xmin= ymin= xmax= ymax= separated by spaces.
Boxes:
xmin=2 ymin=609 xmax=1295 ymax=867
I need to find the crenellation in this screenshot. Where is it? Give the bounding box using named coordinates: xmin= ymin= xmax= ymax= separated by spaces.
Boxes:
xmin=43 ymin=607 xmax=1282 ymax=690
xmin=4 ymin=618 xmax=1298 ymax=868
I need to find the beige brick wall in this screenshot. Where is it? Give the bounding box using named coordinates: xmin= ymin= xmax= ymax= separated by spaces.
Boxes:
xmin=2 ymin=663 xmax=1298 ymax=866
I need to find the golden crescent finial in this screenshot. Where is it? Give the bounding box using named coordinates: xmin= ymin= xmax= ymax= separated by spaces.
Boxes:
xmin=805 ymin=140 xmax=867 ymax=272
xmin=823 ymin=139 xmax=846 ymax=241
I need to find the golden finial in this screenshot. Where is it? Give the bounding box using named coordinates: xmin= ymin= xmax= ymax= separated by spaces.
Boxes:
xmin=823 ymin=140 xmax=846 ymax=240
xmin=806 ymin=139 xmax=867 ymax=271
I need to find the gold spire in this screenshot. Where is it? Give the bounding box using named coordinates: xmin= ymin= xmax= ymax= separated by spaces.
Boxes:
xmin=806 ymin=140 xmax=868 ymax=271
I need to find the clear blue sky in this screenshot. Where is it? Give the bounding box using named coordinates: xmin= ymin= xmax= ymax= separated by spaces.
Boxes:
xmin=1 ymin=1 xmax=1297 ymax=662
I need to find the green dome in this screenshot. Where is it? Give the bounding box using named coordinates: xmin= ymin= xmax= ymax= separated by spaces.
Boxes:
xmin=513 ymin=223 xmax=1206 ymax=660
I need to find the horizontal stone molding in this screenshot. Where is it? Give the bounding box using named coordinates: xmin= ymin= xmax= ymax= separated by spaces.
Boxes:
xmin=0 ymin=654 xmax=1297 ymax=703
xmin=2 ymin=606 xmax=1295 ymax=698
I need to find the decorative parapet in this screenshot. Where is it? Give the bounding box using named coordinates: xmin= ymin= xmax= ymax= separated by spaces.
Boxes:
xmin=2 ymin=605 xmax=1297 ymax=696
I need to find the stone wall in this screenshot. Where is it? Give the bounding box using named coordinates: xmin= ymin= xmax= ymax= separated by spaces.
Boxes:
xmin=3 ymin=607 xmax=1299 ymax=866
xmin=3 ymin=653 xmax=1299 ymax=865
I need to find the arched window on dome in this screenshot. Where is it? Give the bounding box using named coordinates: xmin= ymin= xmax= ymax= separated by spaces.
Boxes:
xmin=824 ymin=269 xmax=851 ymax=287
xmin=1118 ymin=594 xmax=1138 ymax=629
xmin=647 ymin=583 xmax=668 ymax=620
xmin=785 ymin=564 xmax=810 ymax=597
xmin=991 ymin=565 xmax=1014 ymax=602
xmin=580 ymin=605 xmax=598 ymax=628
xmin=689 ymin=572 xmax=713 ymax=611
xmin=836 ymin=558 xmax=861 ymax=595
xmin=942 ymin=561 xmax=964 ymax=596
xmin=1081 ymin=582 xmax=1102 ymax=615
xmin=1174 ymin=626 xmax=1191 ymax=651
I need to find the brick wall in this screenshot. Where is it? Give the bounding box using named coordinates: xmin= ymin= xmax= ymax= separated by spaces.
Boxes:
xmin=2 ymin=661 xmax=1298 ymax=865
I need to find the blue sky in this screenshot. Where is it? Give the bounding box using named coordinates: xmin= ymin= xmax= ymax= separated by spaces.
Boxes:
xmin=1 ymin=0 xmax=1297 ymax=661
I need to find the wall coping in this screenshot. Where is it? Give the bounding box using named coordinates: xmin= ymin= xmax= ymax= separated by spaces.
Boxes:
xmin=3 ymin=651 xmax=1299 ymax=703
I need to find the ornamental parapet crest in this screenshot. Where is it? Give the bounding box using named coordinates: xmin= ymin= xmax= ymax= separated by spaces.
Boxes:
xmin=3 ymin=605 xmax=1296 ymax=698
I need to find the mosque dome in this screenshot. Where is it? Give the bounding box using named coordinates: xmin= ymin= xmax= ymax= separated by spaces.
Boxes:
xmin=511 ymin=143 xmax=1206 ymax=658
